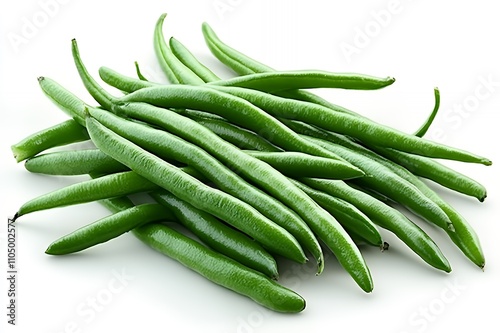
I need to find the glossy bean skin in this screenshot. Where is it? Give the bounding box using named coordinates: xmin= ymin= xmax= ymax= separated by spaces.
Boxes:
xmin=45 ymin=203 xmax=174 ymax=255
xmin=368 ymin=146 xmax=487 ymax=201
xmin=291 ymin=180 xmax=383 ymax=247
xmin=11 ymin=119 xmax=89 ymax=162
xmin=133 ymin=223 xmax=306 ymax=313
xmin=185 ymin=113 xmax=282 ymax=152
xmin=169 ymin=37 xmax=220 ymax=82
xmin=89 ymin=107 xmax=321 ymax=265
xmin=14 ymin=171 xmax=158 ymax=220
xmin=245 ymin=150 xmax=361 ymax=180
xmin=86 ymin=117 xmax=307 ymax=264
xmin=301 ymin=178 xmax=451 ymax=272
xmin=151 ymin=191 xmax=279 ymax=279
xmin=25 ymin=149 xmax=128 ymax=175
xmin=208 ymin=70 xmax=395 ymax=92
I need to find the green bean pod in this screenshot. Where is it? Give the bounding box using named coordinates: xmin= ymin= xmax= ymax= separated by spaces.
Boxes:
xmin=169 ymin=37 xmax=221 ymax=82
xmin=25 ymin=149 xmax=128 ymax=175
xmin=89 ymin=107 xmax=320 ymax=265
xmin=133 ymin=223 xmax=305 ymax=313
xmin=178 ymin=109 xmax=282 ymax=152
xmin=85 ymin=117 xmax=307 ymax=264
xmin=291 ymin=180 xmax=383 ymax=247
xmin=14 ymin=171 xmax=158 ymax=220
xmin=100 ymin=66 xmax=157 ymax=93
xmin=11 ymin=119 xmax=89 ymax=162
xmin=154 ymin=14 xmax=205 ymax=85
xmin=208 ymin=70 xmax=395 ymax=91
xmin=151 ymin=191 xmax=279 ymax=279
xmin=302 ymin=178 xmax=451 ymax=272
xmin=45 ymin=203 xmax=174 ymax=255
xmin=367 ymin=146 xmax=487 ymax=202
xmin=245 ymin=150 xmax=360 ymax=180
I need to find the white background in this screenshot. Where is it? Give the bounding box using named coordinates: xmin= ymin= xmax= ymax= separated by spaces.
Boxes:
xmin=1 ymin=1 xmax=499 ymax=332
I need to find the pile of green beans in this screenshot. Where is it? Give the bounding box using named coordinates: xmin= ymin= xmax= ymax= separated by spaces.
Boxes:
xmin=10 ymin=13 xmax=491 ymax=313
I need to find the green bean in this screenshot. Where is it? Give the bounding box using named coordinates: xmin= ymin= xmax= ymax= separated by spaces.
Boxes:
xmin=133 ymin=223 xmax=305 ymax=312
xmin=13 ymin=171 xmax=158 ymax=220
xmin=202 ymin=22 xmax=265 ymax=75
xmin=100 ymin=66 xmax=156 ymax=93
xmin=169 ymin=37 xmax=221 ymax=82
xmin=11 ymin=119 xmax=89 ymax=162
xmin=89 ymin=107 xmax=322 ymax=264
xmin=25 ymin=149 xmax=128 ymax=175
xmin=290 ymin=180 xmax=383 ymax=247
xmin=368 ymin=146 xmax=487 ymax=201
xmin=301 ymin=178 xmax=451 ymax=272
xmin=151 ymin=191 xmax=279 ymax=279
xmin=45 ymin=203 xmax=174 ymax=255
xmin=154 ymin=14 xmax=204 ymax=85
xmin=245 ymin=150 xmax=360 ymax=180
xmin=85 ymin=116 xmax=307 ymax=264
xmin=414 ymin=88 xmax=440 ymax=137
xmin=295 ymin=132 xmax=454 ymax=231
xmin=183 ymin=112 xmax=281 ymax=152
xmin=208 ymin=70 xmax=395 ymax=91
xmin=208 ymin=85 xmax=491 ymax=166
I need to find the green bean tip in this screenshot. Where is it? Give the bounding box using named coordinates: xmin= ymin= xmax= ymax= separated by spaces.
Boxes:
xmin=381 ymin=242 xmax=389 ymax=252
xmin=37 ymin=76 xmax=45 ymax=82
